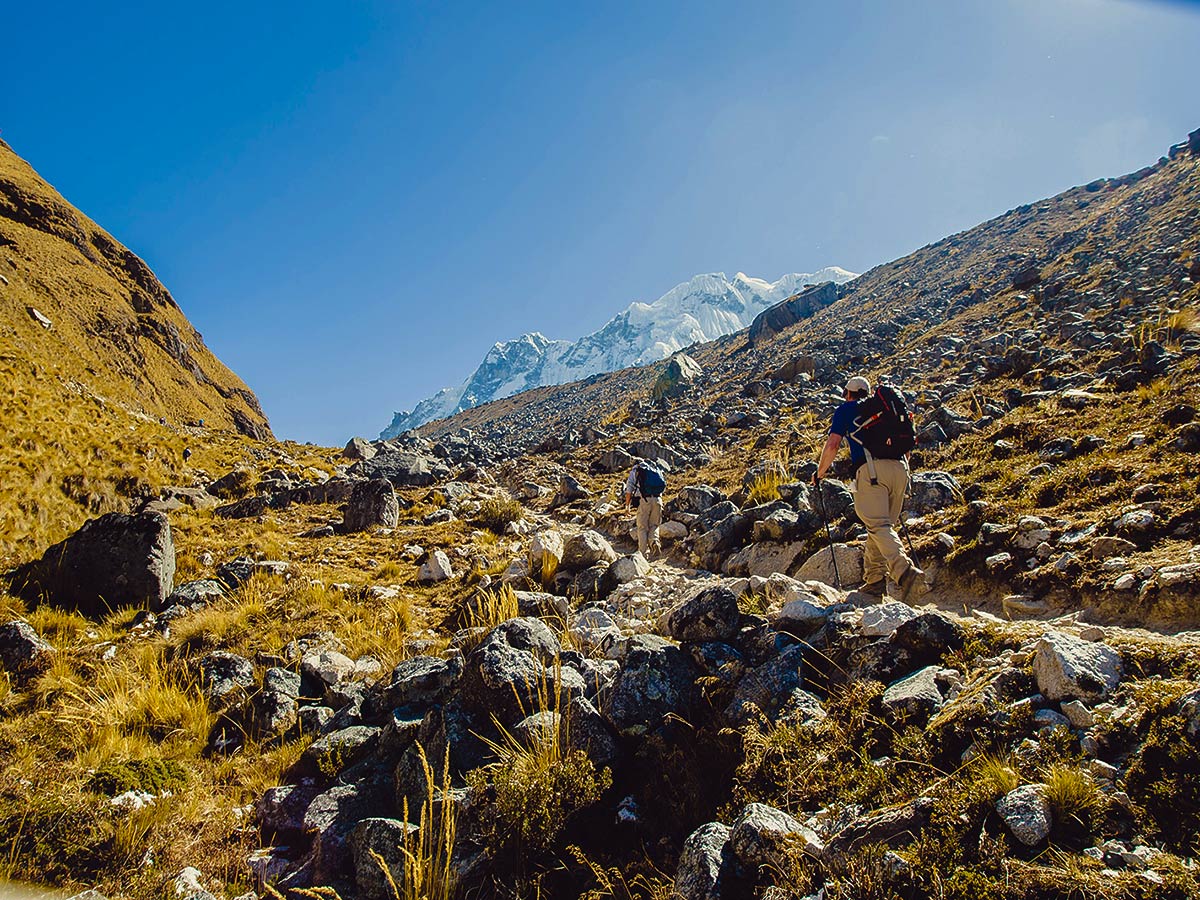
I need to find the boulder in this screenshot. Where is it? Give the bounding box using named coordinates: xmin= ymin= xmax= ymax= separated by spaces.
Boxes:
xmin=906 ymin=472 xmax=963 ymax=515
xmin=343 ymin=437 xmax=377 ymax=462
xmin=162 ymin=579 xmax=225 ymax=611
xmin=652 ymin=353 xmax=703 ymax=400
xmin=14 ymin=511 xmax=175 ymax=616
xmin=553 ymin=474 xmax=591 ymax=507
xmin=602 ymin=553 xmax=651 ymax=595
xmin=197 ymin=651 xmax=255 ymax=707
xmin=668 ymin=586 xmax=741 ymax=642
xmin=881 ymin=666 xmax=950 ymax=722
xmin=564 ymin=696 xmax=619 ymax=769
xmin=725 ymin=646 xmax=806 ymax=727
xmin=729 ymin=802 xmax=824 ymax=870
xmin=0 ymin=620 xmax=54 ymax=685
xmin=349 ymin=818 xmax=419 ymax=900
xmin=890 ymin=613 xmax=965 ymax=666
xmin=304 ymin=776 xmax=393 ymax=885
xmin=462 ymin=618 xmax=559 ymax=723
xmin=350 ymin=451 xmax=447 ymax=488
xmin=996 ymin=784 xmax=1052 ymax=846
xmin=860 ymin=601 xmax=919 ymax=638
xmin=1033 ymin=632 xmax=1122 ymax=702
xmin=378 ymin=655 xmax=465 ymax=710
xmin=674 ymin=822 xmax=731 ymax=900
xmin=418 ymin=550 xmax=455 ymax=585
xmin=528 ymin=530 xmax=565 ymax=579
xmin=602 ymin=635 xmax=699 ymax=735
xmin=300 ymin=725 xmax=382 ymax=777
xmin=561 ymin=531 xmax=619 ymax=572
xmin=748 ymin=282 xmax=842 ymax=346
xmin=795 ymin=543 xmax=863 ymax=587
xmin=342 ymin=479 xmax=400 ymax=532
xmin=216 ymin=556 xmax=289 ymax=588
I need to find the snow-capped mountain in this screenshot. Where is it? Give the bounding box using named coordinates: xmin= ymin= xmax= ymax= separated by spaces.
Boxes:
xmin=380 ymin=268 xmax=857 ymax=438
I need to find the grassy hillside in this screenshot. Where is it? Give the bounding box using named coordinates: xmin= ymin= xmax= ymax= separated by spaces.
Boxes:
xmin=0 ymin=139 xmax=274 ymax=562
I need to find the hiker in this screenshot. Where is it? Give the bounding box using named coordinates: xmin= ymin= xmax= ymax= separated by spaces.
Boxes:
xmin=623 ymin=460 xmax=665 ymax=558
xmin=813 ymin=375 xmax=925 ymax=602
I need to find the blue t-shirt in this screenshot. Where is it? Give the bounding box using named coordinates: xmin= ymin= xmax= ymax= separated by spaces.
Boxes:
xmin=830 ymin=400 xmax=866 ymax=468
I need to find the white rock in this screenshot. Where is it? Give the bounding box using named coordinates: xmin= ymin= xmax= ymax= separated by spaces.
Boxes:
xmin=860 ymin=601 xmax=919 ymax=638
xmin=795 ymin=542 xmax=863 ymax=587
xmin=986 ymin=552 xmax=1013 ymax=570
xmin=1061 ymin=700 xmax=1095 ymax=729
xmin=418 ymin=550 xmax=455 ymax=584
xmin=1112 ymin=573 xmax=1137 ymax=591
xmin=659 ymin=520 xmax=689 ymax=542
xmin=1033 ymin=631 xmax=1122 ymax=702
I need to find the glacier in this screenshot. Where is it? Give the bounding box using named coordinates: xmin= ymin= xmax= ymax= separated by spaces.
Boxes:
xmin=380 ymin=267 xmax=857 ymax=438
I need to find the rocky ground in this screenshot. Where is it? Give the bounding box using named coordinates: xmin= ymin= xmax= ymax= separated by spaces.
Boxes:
xmin=0 ymin=134 xmax=1198 ymax=899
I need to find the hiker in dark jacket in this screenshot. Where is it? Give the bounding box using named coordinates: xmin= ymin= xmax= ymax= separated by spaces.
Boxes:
xmin=814 ymin=375 xmax=925 ymax=602
xmin=623 ymin=461 xmax=662 ymax=558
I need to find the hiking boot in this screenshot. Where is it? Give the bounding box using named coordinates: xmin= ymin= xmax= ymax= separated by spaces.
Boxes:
xmin=895 ymin=564 xmax=927 ymax=604
xmin=859 ymin=579 xmax=886 ymax=598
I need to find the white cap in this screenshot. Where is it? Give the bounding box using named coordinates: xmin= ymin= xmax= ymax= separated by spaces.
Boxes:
xmin=845 ymin=375 xmax=871 ymax=394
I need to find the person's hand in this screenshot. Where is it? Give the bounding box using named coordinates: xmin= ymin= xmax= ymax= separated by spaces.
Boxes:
xmin=811 ymin=471 xmax=821 ymax=486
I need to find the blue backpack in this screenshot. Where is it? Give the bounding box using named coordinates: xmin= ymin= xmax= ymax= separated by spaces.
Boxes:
xmin=637 ymin=463 xmax=666 ymax=497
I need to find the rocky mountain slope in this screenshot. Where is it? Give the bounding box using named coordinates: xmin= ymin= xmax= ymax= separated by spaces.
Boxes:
xmin=382 ymin=268 xmax=856 ymax=436
xmin=0 ymin=132 xmax=1198 ymax=900
xmin=0 ymin=139 xmax=274 ymax=559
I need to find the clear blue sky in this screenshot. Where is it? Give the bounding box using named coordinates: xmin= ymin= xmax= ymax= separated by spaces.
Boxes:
xmin=3 ymin=0 xmax=1199 ymax=445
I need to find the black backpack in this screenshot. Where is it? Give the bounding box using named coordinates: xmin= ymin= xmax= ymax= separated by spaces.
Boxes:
xmin=851 ymin=384 xmax=916 ymax=460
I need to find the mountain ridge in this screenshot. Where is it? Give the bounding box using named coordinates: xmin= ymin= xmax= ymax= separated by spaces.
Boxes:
xmin=381 ymin=267 xmax=856 ymax=437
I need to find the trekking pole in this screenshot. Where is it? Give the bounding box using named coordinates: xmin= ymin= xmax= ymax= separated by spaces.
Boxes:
xmin=813 ymin=476 xmax=842 ymax=589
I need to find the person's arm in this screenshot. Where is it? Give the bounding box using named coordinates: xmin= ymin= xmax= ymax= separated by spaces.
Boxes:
xmin=815 ymin=433 xmax=842 ymax=481
xmin=624 ymin=469 xmax=637 ymax=511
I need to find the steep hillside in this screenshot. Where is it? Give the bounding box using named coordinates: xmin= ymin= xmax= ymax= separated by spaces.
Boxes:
xmin=0 ymin=140 xmax=274 ymax=560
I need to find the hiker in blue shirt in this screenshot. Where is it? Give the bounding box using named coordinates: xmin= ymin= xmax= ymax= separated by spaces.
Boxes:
xmin=814 ymin=375 xmax=925 ymax=602
xmin=623 ymin=461 xmax=663 ymax=558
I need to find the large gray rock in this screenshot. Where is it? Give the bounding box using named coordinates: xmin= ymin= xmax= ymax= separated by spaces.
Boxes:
xmin=729 ymin=802 xmax=824 ymax=870
xmin=304 ymin=777 xmax=393 ymax=885
xmin=350 ymin=450 xmax=448 ymax=487
xmin=0 ymin=620 xmax=54 ymax=685
xmin=674 ymin=822 xmax=730 ymax=900
xmin=602 ymin=553 xmax=650 ymax=595
xmin=14 ymin=511 xmax=175 ymax=616
xmin=748 ymin=281 xmax=842 ymax=346
xmin=906 ymin=471 xmax=963 ymax=514
xmin=342 ymin=478 xmax=400 ymax=532
xmin=653 ymin=353 xmax=703 ymax=400
xmin=197 ymin=651 xmax=255 ymax=707
xmin=462 ymin=618 xmax=559 ymax=723
xmin=881 ymin=666 xmax=949 ymax=722
xmin=996 ymin=784 xmax=1052 ymax=846
xmin=349 ymin=817 xmax=419 ymax=900
xmin=668 ymin=586 xmax=741 ymax=642
xmin=1033 ymin=632 xmax=1122 ymax=702
xmin=725 ymin=646 xmax=806 ymax=727
xmin=257 ymin=779 xmax=323 ymax=840
xmin=564 ymin=696 xmax=619 ymax=770
xmin=343 ymin=437 xmax=378 ymax=461
xmin=379 ymin=655 xmax=464 ymax=710
xmin=162 ymin=579 xmax=225 ymax=611
xmin=694 ymin=513 xmax=752 ymax=567
xmin=300 ymin=725 xmax=382 ymax=777
xmin=602 ymin=635 xmax=699 ymax=736
xmin=796 ymin=543 xmax=863 ymax=587
xmin=561 ymin=531 xmax=619 ymax=572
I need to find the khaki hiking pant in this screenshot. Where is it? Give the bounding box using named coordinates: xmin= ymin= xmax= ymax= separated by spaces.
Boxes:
xmin=636 ymin=496 xmax=663 ymax=557
xmin=853 ymin=458 xmax=915 ymax=584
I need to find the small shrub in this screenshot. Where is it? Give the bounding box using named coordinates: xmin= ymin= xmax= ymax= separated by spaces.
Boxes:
xmin=477 ymin=496 xmax=525 ymax=533
xmin=88 ymin=757 xmax=188 ymax=796
xmin=747 ymin=469 xmax=782 ymax=504
xmin=1043 ymin=763 xmax=1103 ymax=842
